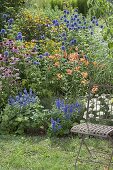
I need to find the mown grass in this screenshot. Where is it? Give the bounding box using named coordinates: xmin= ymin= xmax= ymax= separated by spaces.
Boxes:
xmin=0 ymin=135 xmax=113 ymax=170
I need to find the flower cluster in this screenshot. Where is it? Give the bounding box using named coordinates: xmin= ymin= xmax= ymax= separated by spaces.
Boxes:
xmin=60 ymin=9 xmax=103 ymax=33
xmin=0 ymin=14 xmax=14 ymax=35
xmin=50 ymin=98 xmax=82 ymax=135
xmin=8 ymin=88 xmax=37 ymax=107
xmin=55 ymin=99 xmax=81 ymax=118
xmin=51 ymin=8 xmax=105 ymax=55
xmin=51 ymin=118 xmax=62 ymax=132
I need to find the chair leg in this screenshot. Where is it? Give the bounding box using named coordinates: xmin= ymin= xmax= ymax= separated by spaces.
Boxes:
xmin=107 ymin=150 xmax=113 ymax=170
xmin=83 ymin=140 xmax=94 ymax=158
xmin=75 ymin=137 xmax=84 ymax=169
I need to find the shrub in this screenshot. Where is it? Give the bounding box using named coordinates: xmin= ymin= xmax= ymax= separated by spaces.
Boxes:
xmin=0 ymin=0 xmax=26 ymax=31
xmin=0 ymin=88 xmax=49 ymax=134
xmin=48 ymin=98 xmax=85 ymax=136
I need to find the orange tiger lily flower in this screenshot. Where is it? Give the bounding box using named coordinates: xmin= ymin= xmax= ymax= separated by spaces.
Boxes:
xmin=54 ymin=62 xmax=60 ymax=67
xmin=81 ymin=72 xmax=88 ymax=78
xmin=91 ymin=85 xmax=98 ymax=94
xmin=74 ymin=66 xmax=80 ymax=71
xmin=66 ymin=69 xmax=73 ymax=75
xmin=48 ymin=55 xmax=55 ymax=59
xmin=81 ymin=79 xmax=89 ymax=85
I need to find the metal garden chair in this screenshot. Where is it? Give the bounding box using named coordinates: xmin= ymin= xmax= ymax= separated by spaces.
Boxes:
xmin=71 ymin=83 xmax=113 ymax=170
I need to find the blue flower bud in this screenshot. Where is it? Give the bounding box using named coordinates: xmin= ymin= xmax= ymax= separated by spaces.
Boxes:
xmin=4 ymin=51 xmax=9 ymax=57
xmin=61 ymin=46 xmax=66 ymax=51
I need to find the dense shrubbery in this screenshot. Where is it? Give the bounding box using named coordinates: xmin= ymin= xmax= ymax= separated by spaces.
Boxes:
xmin=0 ymin=0 xmax=26 ymax=31
xmin=0 ymin=0 xmax=113 ymax=136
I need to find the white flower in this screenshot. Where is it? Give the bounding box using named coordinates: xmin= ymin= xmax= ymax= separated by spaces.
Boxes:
xmin=93 ymin=105 xmax=100 ymax=111
xmin=89 ymin=114 xmax=94 ymax=118
xmin=97 ymin=101 xmax=100 ymax=105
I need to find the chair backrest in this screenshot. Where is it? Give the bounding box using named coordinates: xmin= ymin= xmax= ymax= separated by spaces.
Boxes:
xmin=84 ymin=83 xmax=113 ymax=126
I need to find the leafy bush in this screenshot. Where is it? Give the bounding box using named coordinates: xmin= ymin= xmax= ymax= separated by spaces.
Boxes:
xmin=48 ymin=98 xmax=85 ymax=136
xmin=14 ymin=9 xmax=51 ymax=41
xmin=0 ymin=88 xmax=49 ymax=134
xmin=0 ymin=0 xmax=26 ymax=30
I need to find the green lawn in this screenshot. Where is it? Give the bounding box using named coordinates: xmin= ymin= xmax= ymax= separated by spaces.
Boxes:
xmin=0 ymin=135 xmax=113 ymax=170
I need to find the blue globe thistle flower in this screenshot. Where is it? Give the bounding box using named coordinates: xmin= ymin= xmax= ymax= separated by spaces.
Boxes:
xmin=17 ymin=34 xmax=22 ymax=40
xmin=96 ymin=22 xmax=99 ymax=26
xmin=66 ymin=20 xmax=69 ymax=23
xmin=61 ymin=46 xmax=66 ymax=51
xmin=62 ymin=32 xmax=66 ymax=37
xmin=17 ymin=32 xmax=22 ymax=35
xmin=71 ymin=17 xmax=74 ymax=21
xmin=64 ymin=10 xmax=67 ymax=14
xmin=66 ymin=11 xmax=69 ymax=15
xmin=3 ymin=14 xmax=7 ymax=19
xmin=44 ymin=52 xmax=49 ymax=56
xmin=77 ymin=26 xmax=80 ymax=29
xmin=82 ymin=16 xmax=85 ymax=20
xmin=33 ymin=61 xmax=40 ymax=65
xmin=63 ymin=15 xmax=66 ymax=18
xmin=92 ymin=19 xmax=95 ymax=24
xmin=4 ymin=51 xmax=9 ymax=57
xmin=66 ymin=24 xmax=69 ymax=28
xmin=0 ymin=29 xmax=6 ymax=34
xmin=89 ymin=25 xmax=92 ymax=29
xmin=41 ymin=35 xmax=45 ymax=39
xmin=8 ymin=18 xmax=14 ymax=25
xmin=55 ymin=22 xmax=59 ymax=26
xmin=52 ymin=20 xmax=59 ymax=26
xmin=70 ymin=39 xmax=76 ymax=46
xmin=91 ymin=31 xmax=93 ymax=35
xmin=74 ymin=22 xmax=77 ymax=26
xmin=71 ymin=24 xmax=74 ymax=28
xmin=84 ymin=21 xmax=87 ymax=25
xmin=16 ymin=32 xmax=23 ymax=41
xmin=100 ymin=25 xmax=104 ymax=29
xmin=92 ymin=16 xmax=96 ymax=19
xmin=74 ymin=9 xmax=78 ymax=12
xmin=64 ymin=9 xmax=69 ymax=15
xmin=74 ymin=14 xmax=78 ymax=18
xmin=39 ymin=54 xmax=43 ymax=59
xmin=64 ymin=19 xmax=67 ymax=22
xmin=63 ymin=37 xmax=67 ymax=41
xmin=62 ymin=41 xmax=65 ymax=45
xmin=83 ymin=26 xmax=86 ymax=29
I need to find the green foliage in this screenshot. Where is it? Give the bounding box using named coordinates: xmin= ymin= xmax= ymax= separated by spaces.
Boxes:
xmin=0 ymin=0 xmax=26 ymax=30
xmin=0 ymin=100 xmax=49 ymax=134
xmin=76 ymin=0 xmax=88 ymax=15
xmin=0 ymin=135 xmax=109 ymax=170
xmin=47 ymin=99 xmax=85 ymax=136
xmin=87 ymin=0 xmax=111 ymax=17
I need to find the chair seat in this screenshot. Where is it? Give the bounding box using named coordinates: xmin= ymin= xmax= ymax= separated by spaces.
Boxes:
xmin=71 ymin=123 xmax=113 ymax=138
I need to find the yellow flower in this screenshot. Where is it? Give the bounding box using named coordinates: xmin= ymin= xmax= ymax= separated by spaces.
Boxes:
xmin=57 ymin=73 xmax=62 ymax=79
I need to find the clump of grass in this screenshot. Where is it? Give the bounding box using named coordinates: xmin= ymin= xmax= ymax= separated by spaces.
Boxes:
xmin=0 ymin=135 xmax=112 ymax=170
